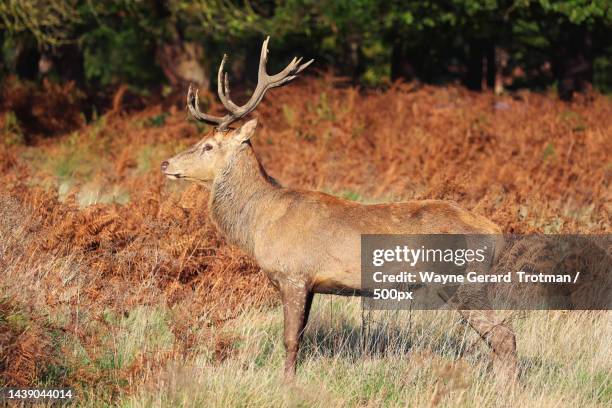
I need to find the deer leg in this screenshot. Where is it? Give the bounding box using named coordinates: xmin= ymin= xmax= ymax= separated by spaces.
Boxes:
xmin=301 ymin=292 xmax=314 ymax=338
xmin=458 ymin=309 xmax=519 ymax=380
xmin=279 ymin=282 xmax=310 ymax=380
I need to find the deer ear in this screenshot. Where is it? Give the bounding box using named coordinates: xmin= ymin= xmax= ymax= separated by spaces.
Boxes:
xmin=233 ymin=118 xmax=258 ymax=143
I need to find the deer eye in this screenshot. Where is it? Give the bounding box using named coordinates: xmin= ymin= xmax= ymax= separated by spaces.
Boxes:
xmin=203 ymin=144 xmax=213 ymax=151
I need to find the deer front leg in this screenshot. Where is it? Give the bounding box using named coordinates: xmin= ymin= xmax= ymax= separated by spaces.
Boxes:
xmin=279 ymin=282 xmax=311 ymax=380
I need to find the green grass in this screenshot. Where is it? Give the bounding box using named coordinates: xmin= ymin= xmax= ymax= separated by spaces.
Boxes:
xmin=145 ymin=113 xmax=169 ymax=128
xmin=340 ymin=190 xmax=363 ymax=202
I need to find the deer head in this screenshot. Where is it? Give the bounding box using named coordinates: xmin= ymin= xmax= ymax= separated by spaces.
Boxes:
xmin=161 ymin=37 xmax=313 ymax=185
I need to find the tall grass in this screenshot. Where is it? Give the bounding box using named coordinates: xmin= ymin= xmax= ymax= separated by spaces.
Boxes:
xmin=125 ymin=298 xmax=611 ymax=407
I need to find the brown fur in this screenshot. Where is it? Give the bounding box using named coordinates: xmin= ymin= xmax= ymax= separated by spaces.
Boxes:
xmin=162 ymin=119 xmax=518 ymax=380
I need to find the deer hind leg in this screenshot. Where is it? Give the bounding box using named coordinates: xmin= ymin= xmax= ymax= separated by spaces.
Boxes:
xmin=279 ymin=282 xmax=311 ymax=380
xmin=459 ymin=308 xmax=519 ymax=381
xmin=302 ymin=292 xmax=314 ymax=337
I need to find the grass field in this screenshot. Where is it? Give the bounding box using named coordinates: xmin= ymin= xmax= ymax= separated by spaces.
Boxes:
xmin=1 ymin=78 xmax=610 ymax=406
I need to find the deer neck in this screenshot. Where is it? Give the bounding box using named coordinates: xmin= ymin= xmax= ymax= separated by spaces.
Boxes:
xmin=209 ymin=144 xmax=277 ymax=253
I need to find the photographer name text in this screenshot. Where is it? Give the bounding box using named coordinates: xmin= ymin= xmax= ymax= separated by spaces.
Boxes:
xmin=372 ymin=270 xmax=581 ymax=285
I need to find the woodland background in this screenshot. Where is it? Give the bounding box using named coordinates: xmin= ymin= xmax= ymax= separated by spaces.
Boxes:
xmin=1 ymin=1 xmax=612 ymax=109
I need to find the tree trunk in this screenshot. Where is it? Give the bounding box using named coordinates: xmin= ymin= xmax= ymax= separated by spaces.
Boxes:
xmin=552 ymin=24 xmax=594 ymax=101
xmin=466 ymin=39 xmax=495 ymax=91
xmin=391 ymin=42 xmax=417 ymax=81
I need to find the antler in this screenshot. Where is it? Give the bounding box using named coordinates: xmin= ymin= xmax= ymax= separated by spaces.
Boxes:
xmin=187 ymin=36 xmax=313 ymax=131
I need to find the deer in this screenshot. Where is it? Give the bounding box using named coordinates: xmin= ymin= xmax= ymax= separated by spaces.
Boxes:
xmin=161 ymin=37 xmax=519 ymax=381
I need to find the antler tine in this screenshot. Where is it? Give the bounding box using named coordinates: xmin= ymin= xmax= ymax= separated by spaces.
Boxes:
xmin=268 ymin=58 xmax=314 ymax=89
xmin=264 ymin=54 xmax=314 ymax=86
xmin=186 ymin=85 xmax=225 ymax=125
xmin=223 ymin=73 xmax=235 ymax=111
xmin=295 ymin=58 xmax=314 ymax=74
xmin=217 ymin=54 xmax=240 ymax=113
xmin=258 ymin=36 xmax=271 ymax=81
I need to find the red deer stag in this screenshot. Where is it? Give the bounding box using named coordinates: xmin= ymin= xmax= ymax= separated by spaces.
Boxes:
xmin=161 ymin=37 xmax=518 ymax=380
